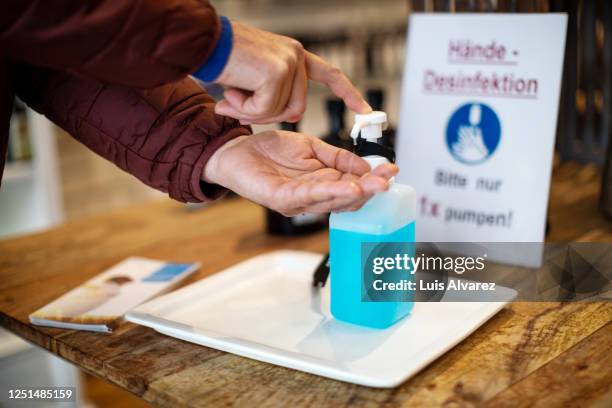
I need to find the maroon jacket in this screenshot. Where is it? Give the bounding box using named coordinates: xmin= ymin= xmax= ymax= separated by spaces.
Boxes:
xmin=1 ymin=0 xmax=250 ymax=202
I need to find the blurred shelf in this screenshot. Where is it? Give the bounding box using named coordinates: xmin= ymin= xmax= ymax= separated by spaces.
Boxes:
xmin=214 ymin=0 xmax=408 ymax=37
xmin=1 ymin=109 xmax=63 ymax=239
xmin=2 ymin=161 xmax=34 ymax=182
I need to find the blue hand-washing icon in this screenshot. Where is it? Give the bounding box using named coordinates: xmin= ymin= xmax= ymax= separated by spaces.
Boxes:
xmin=446 ymin=103 xmax=501 ymax=165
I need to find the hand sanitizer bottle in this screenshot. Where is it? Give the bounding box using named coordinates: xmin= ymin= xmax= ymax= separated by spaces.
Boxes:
xmin=329 ymin=111 xmax=416 ymax=329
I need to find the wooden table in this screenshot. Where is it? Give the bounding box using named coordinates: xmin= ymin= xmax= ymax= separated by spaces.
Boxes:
xmin=1 ymin=161 xmax=611 ymax=407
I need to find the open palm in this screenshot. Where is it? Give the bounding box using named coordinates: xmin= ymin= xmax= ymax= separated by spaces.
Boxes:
xmin=203 ymin=131 xmax=398 ymax=215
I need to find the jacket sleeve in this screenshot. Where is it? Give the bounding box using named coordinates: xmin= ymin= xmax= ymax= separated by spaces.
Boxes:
xmin=15 ymin=65 xmax=251 ymax=203
xmin=1 ymin=0 xmax=220 ymax=88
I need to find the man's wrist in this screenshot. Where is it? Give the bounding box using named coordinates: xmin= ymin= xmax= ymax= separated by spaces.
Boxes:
xmin=202 ymin=146 xmax=222 ymax=184
xmin=201 ymin=135 xmax=246 ymax=185
xmin=192 ymin=16 xmax=233 ymax=82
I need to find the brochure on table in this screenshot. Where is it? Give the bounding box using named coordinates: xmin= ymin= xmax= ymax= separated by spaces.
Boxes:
xmin=396 ymin=13 xmax=568 ymax=266
xmin=29 ymin=257 xmax=199 ymax=332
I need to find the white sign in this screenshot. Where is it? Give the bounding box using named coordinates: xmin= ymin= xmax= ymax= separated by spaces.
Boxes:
xmin=396 ymin=13 xmax=567 ymax=248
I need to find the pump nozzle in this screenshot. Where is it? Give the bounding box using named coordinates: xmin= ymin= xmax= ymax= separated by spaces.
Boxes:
xmin=350 ymin=111 xmax=388 ymax=145
xmin=350 ymin=111 xmax=395 ymax=166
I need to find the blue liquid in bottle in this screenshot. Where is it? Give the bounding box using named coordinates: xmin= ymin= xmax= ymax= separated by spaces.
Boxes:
xmin=329 ymin=182 xmax=416 ymax=329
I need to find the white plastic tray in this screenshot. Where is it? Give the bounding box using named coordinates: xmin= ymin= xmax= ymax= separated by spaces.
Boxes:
xmin=126 ymin=250 xmax=515 ymax=388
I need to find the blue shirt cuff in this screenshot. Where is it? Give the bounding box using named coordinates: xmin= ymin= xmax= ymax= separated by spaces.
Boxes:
xmin=193 ymin=16 xmax=233 ymax=82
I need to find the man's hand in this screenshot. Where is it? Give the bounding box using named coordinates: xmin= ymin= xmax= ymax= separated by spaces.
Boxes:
xmin=202 ymin=131 xmax=398 ymax=215
xmin=213 ymin=21 xmax=371 ymax=124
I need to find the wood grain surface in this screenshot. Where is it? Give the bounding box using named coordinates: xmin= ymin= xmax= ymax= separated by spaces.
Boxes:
xmin=1 ymin=161 xmax=611 ymax=407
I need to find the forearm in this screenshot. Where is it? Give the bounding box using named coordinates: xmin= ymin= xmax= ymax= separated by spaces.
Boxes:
xmin=1 ymin=0 xmax=221 ymax=88
xmin=15 ymin=65 xmax=251 ymax=202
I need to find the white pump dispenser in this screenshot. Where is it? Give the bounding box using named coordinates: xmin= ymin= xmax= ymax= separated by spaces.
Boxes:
xmin=350 ymin=111 xmax=388 ymax=144
xmin=350 ymin=111 xmax=390 ymax=170
xmin=329 ymin=110 xmax=416 ymax=329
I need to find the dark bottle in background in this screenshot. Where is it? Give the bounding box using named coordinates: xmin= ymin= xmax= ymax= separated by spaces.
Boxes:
xmin=366 ymin=89 xmax=396 ymax=149
xmin=265 ymin=121 xmax=328 ymax=235
xmin=321 ymin=98 xmax=352 ymax=151
xmin=601 ymin=138 xmax=612 ymax=219
xmin=7 ymin=99 xmax=32 ymax=163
